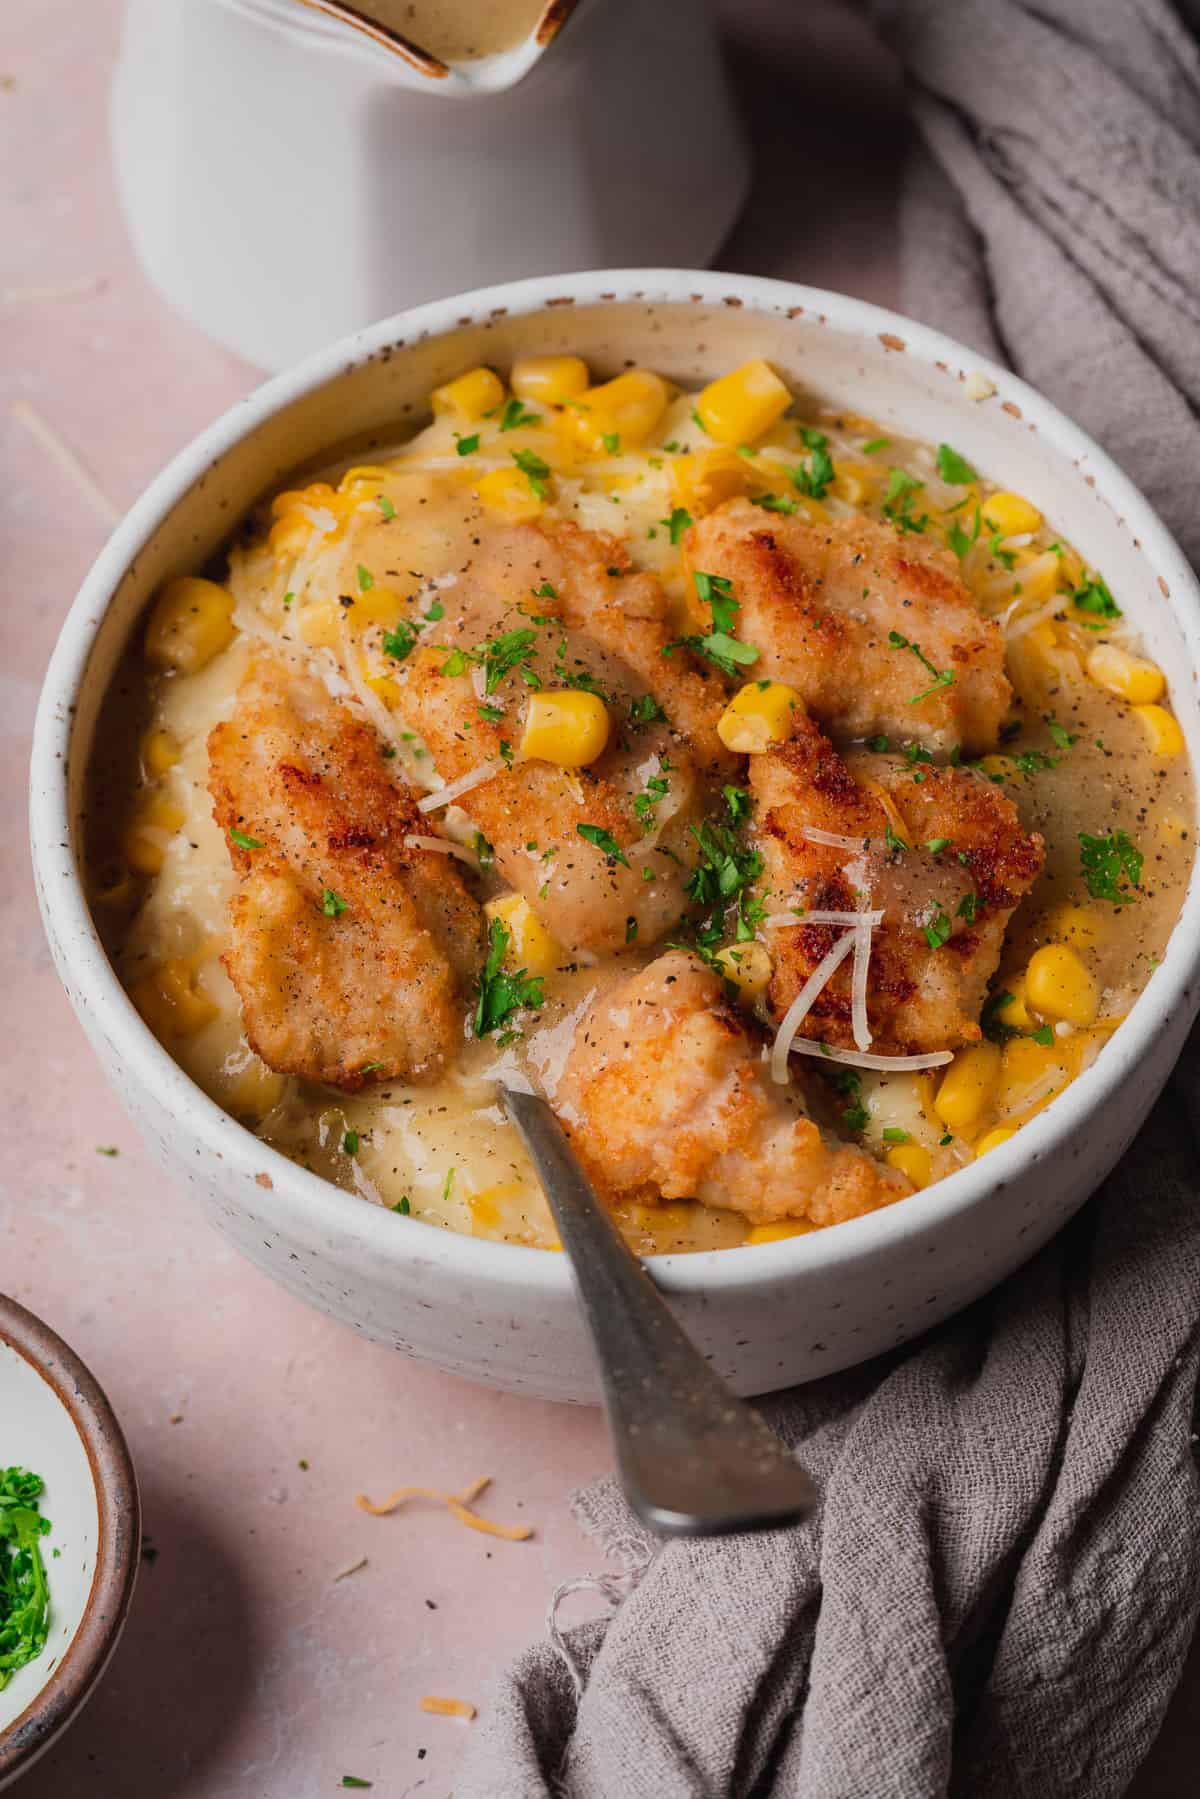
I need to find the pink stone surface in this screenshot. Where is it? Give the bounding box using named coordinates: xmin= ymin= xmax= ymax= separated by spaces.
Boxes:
xmin=1 ymin=2 xmax=1195 ymax=1792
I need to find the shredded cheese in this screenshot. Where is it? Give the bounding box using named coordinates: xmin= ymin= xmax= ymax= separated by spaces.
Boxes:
xmin=770 ymin=930 xmax=858 ymax=1083
xmin=354 ymin=1474 xmax=534 ymax=1541
xmin=416 ymin=758 xmax=507 ymax=813
xmin=786 ymin=1039 xmax=953 ymax=1072
xmin=801 ymin=825 xmax=870 ymax=852
xmin=403 ymin=833 xmax=481 ymax=870
xmin=764 ymin=906 xmax=885 ymax=929
xmin=851 ymin=918 xmax=873 ymax=1052
xmin=420 ymin=1696 xmax=476 ymax=1720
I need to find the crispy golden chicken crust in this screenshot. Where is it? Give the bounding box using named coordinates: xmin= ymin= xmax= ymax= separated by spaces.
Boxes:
xmin=752 ymin=711 xmax=1045 ymax=1053
xmin=684 ymin=498 xmax=1011 ymax=753
xmin=209 ymin=655 xmax=482 ymax=1089
xmin=557 ymin=951 xmax=912 ymax=1228
xmin=396 ymin=519 xmax=729 ymax=955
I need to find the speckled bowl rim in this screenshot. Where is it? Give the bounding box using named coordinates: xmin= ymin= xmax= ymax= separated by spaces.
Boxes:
xmin=29 ymin=269 xmax=1200 ymax=1303
xmin=0 ymin=1297 xmax=139 ymax=1787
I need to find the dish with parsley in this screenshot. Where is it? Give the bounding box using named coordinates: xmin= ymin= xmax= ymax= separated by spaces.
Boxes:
xmin=86 ymin=354 xmax=1193 ymax=1252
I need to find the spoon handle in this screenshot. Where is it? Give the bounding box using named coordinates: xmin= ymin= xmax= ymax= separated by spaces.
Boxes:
xmin=500 ymin=1087 xmax=816 ymax=1537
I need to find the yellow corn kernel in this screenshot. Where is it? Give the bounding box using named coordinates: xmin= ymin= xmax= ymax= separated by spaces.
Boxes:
xmin=297 ymin=598 xmax=343 ymax=649
xmin=1025 ymin=943 xmax=1099 ymax=1027
xmin=717 ymin=681 xmax=802 ymax=753
xmin=131 ymin=958 xmax=219 ymax=1038
xmin=981 ymin=491 xmax=1042 ymax=537
xmin=469 ymin=1181 xmax=529 ymax=1235
xmin=476 ymin=466 xmax=546 ymax=522
xmin=1132 ymin=703 xmax=1185 ymax=757
xmin=349 ymin=582 xmax=407 ymax=625
xmin=337 ymin=464 xmax=395 ymax=494
xmin=974 ymin=1125 xmax=1017 ymax=1158
xmin=670 ymin=448 xmax=754 ymax=517
xmin=934 ymin=1042 xmax=1002 ymax=1134
xmin=715 ymin=941 xmax=773 ymax=995
xmin=1086 ymin=643 xmax=1165 ymax=705
xmin=226 ymin=1058 xmax=286 ymax=1119
xmin=519 ymin=689 xmax=609 ymax=767
xmin=886 ymin=1142 xmax=933 ymax=1189
xmin=121 ymin=794 xmax=185 ymax=876
xmin=91 ymin=865 xmax=135 ymax=910
xmin=1047 ymin=904 xmax=1108 ymax=952
xmin=430 ymin=365 xmax=504 ymax=419
xmin=510 ymin=355 xmax=589 ymax=407
xmin=1011 ymin=549 xmax=1062 ymax=603
xmin=695 ymin=359 xmax=791 ymax=445
xmin=998 ymin=1036 xmax=1071 ymax=1116
xmin=568 ymin=369 xmax=670 ymax=452
xmin=745 ymin=1220 xmax=814 ymax=1244
xmin=993 ymin=977 xmax=1033 ymax=1031
xmin=144 ymin=576 xmax=236 ymax=674
xmin=484 ymin=894 xmax=564 ymax=978
xmin=139 ymin=728 xmax=180 ymax=777
xmin=365 ymin=674 xmax=402 ymax=707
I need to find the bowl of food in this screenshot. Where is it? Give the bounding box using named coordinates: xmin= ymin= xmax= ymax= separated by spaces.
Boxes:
xmin=31 ymin=272 xmax=1200 ymax=1402
xmin=0 ymin=1297 xmax=139 ymax=1788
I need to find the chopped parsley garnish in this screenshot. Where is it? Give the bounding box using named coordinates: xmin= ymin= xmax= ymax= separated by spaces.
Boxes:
xmin=96 ymin=1145 xmax=119 ymax=1156
xmin=341 ymin=1779 xmax=373 ymax=1790
xmin=1071 ymin=574 xmax=1121 ymax=624
xmin=924 ymin=837 xmax=950 ymax=855
xmin=882 ymin=468 xmax=928 ymax=534
xmin=922 ymin=910 xmax=953 ymax=950
xmin=576 ymin=822 xmax=629 ymax=866
xmin=0 ymin=1466 xmax=52 ymax=1690
xmin=625 ymin=916 xmax=638 ymax=944
xmin=455 ymin=432 xmax=480 ymax=456
xmin=229 ymin=827 xmax=264 ymax=850
xmin=681 ymin=798 xmax=764 ymax=957
xmin=499 ymin=398 xmax=541 ymax=432
xmin=822 ymin=1065 xmax=868 ymax=1132
xmin=982 ymin=991 xmax=1019 ymax=1043
xmin=882 ymin=1127 xmax=910 ymax=1144
xmin=511 ymin=448 xmax=551 ymax=500
xmin=1032 ymin=1025 xmax=1055 ymax=1046
xmin=662 ymin=506 xmax=693 ymax=545
xmin=752 ymin=492 xmax=799 ymax=515
xmin=322 ymin=888 xmax=348 ymax=917
xmin=957 ymin=892 xmax=979 ymax=924
xmin=1079 ymin=829 xmax=1142 ymax=904
xmin=376 ymin=494 xmax=395 ymax=521
xmin=343 ymin=1130 xmax=359 ymax=1156
xmin=601 ymin=431 xmax=620 ymax=455
xmin=884 ymin=822 xmax=908 ymax=858
xmin=629 ymin=692 xmax=667 ymax=729
xmin=1013 ymin=748 xmax=1058 ymax=776
xmin=474 ymin=917 xmax=544 ymax=1038
xmin=424 ymin=599 xmax=445 ymax=623
xmin=1046 ymin=717 xmax=1077 ymax=752
xmin=393 ymin=1196 xmax=411 ymax=1215
xmin=282 ymin=591 xmax=295 ymax=609
xmin=356 ymin=563 xmax=374 ymax=592
xmin=664 ymin=569 xmax=760 ymax=678
xmin=480 ymin=627 xmax=539 ymax=693
xmin=947 ymin=504 xmax=982 ymax=560
xmin=382 ymin=620 xmax=418 ymax=661
xmin=789 ymin=428 xmax=834 ymax=500
xmin=861 ymin=437 xmax=891 ymax=455
xmin=634 ymin=765 xmax=671 ymax=833
xmin=723 ymin=783 xmax=751 ymax=825
xmin=888 ymin=630 xmax=955 ymax=703
xmin=988 ymin=531 xmax=1016 ymax=570
xmin=867 ymin=734 xmax=890 ymax=752
xmin=936 ymin=443 xmax=978 ymax=485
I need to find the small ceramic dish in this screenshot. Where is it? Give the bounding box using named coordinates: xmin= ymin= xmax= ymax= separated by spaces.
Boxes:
xmin=30 ymin=271 xmax=1200 ymax=1402
xmin=0 ymin=1298 xmax=139 ymax=1789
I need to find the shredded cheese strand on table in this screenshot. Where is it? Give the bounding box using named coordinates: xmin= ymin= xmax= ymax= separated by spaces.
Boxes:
xmin=420 ymin=1696 xmax=477 ymax=1720
xmin=353 ymin=1474 xmax=534 ymax=1540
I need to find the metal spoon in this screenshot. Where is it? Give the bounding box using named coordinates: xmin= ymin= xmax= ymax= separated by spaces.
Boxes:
xmin=499 ymin=1085 xmax=816 ymax=1537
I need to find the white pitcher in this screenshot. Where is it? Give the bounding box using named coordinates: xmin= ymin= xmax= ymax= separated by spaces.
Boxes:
xmin=110 ymin=0 xmax=750 ymax=370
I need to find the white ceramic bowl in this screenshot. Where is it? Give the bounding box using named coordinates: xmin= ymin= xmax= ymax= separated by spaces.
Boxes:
xmin=31 ymin=272 xmax=1200 ymax=1403
xmin=0 ymin=1298 xmax=139 ymax=1788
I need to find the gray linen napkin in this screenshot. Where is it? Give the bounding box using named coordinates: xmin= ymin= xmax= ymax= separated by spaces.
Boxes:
xmin=457 ymin=4 xmax=1200 ymax=1792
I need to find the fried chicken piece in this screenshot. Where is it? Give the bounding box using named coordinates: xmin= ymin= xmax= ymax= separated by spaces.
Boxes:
xmin=751 ymin=710 xmax=1044 ymax=1054
xmin=395 ymin=519 xmax=729 ymax=955
xmin=209 ymin=655 xmax=482 ymax=1089
xmin=557 ymin=950 xmax=912 ymax=1228
xmin=684 ymin=498 xmax=1011 ymax=753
